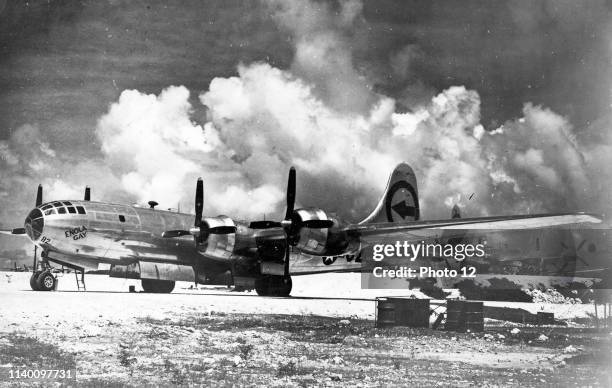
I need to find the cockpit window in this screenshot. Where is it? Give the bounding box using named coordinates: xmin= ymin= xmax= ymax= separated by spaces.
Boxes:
xmin=63 ymin=201 xmax=72 ymax=206
xmin=57 ymin=207 xmax=66 ymax=214
xmin=25 ymin=208 xmax=44 ymax=241
xmin=52 ymin=202 xmax=62 ymax=207
xmin=41 ymin=204 xmax=52 ymax=210
xmin=67 ymin=207 xmax=76 ymax=214
xmin=44 ymin=208 xmax=56 ymax=215
xmin=76 ymin=206 xmax=86 ymax=214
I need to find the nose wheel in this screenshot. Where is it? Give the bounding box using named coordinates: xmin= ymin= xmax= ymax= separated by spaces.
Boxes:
xmin=29 ymin=271 xmax=41 ymax=291
xmin=30 ymin=270 xmax=56 ymax=291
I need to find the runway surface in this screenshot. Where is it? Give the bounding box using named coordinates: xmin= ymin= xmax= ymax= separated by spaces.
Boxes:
xmin=0 ymin=271 xmax=604 ymax=330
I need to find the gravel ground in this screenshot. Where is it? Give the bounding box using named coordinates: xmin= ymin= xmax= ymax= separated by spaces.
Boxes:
xmin=0 ymin=272 xmax=610 ymax=387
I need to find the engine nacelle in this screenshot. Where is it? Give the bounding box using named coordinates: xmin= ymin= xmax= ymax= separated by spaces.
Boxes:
xmin=292 ymin=208 xmax=349 ymax=256
xmin=197 ymin=216 xmax=236 ymax=260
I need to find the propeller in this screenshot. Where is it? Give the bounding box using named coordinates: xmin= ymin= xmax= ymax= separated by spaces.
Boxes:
xmin=161 ymin=177 xmax=236 ymax=238
xmin=195 ymin=178 xmax=203 ymax=228
xmin=84 ymin=186 xmax=91 ymax=201
xmin=249 ymin=167 xmax=333 ymax=231
xmin=282 ymin=167 xmax=296 ymax=277
xmin=35 ymin=184 xmax=43 ymax=207
xmin=192 ymin=178 xmax=236 ymax=240
xmin=249 ymin=167 xmax=333 ymax=277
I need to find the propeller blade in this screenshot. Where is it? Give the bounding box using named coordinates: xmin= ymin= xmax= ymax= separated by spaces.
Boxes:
xmin=35 ymin=184 xmax=43 ymax=207
xmin=301 ymin=219 xmax=334 ymax=229
xmin=84 ymin=186 xmax=91 ymax=201
xmin=161 ymin=230 xmax=191 ymax=238
xmin=285 ymin=167 xmax=296 ymax=221
xmin=576 ymin=239 xmax=587 ymax=251
xmin=249 ymin=220 xmax=282 ymax=229
xmin=11 ymin=228 xmax=26 ymax=235
xmin=195 ymin=178 xmax=203 ymax=227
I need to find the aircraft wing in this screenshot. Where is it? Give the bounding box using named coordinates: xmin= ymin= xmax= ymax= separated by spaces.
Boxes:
xmin=346 ymin=212 xmax=601 ymax=237
xmin=276 ymin=213 xmax=604 ymax=276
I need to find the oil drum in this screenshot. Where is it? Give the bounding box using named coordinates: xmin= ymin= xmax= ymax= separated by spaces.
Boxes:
xmin=376 ymin=299 xmax=396 ymax=328
xmin=445 ymin=300 xmax=463 ymax=331
xmin=463 ymin=301 xmax=484 ymax=332
xmin=389 ymin=298 xmax=430 ymax=328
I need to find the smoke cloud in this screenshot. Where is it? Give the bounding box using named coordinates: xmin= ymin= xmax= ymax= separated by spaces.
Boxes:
xmin=1 ymin=0 xmax=610 ymax=229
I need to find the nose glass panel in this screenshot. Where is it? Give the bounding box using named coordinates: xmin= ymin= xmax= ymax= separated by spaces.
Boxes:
xmin=24 ymin=208 xmax=44 ymax=241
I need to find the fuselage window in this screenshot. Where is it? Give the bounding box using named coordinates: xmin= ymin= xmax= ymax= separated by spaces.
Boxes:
xmin=67 ymin=207 xmax=76 ymax=214
xmin=44 ymin=208 xmax=56 ymax=216
xmin=118 ymin=215 xmax=125 ymax=223
xmin=58 ymin=207 xmax=66 ymax=214
xmin=76 ymin=206 xmax=86 ymax=214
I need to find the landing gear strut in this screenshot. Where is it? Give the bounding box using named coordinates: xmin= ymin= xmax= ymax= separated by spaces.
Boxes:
xmin=30 ymin=255 xmax=57 ymax=292
xmin=255 ymin=275 xmax=292 ymax=297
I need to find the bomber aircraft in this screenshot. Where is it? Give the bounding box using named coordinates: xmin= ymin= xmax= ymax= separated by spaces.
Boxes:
xmin=1 ymin=163 xmax=605 ymax=296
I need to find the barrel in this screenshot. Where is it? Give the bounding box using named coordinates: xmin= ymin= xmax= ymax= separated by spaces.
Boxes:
xmin=537 ymin=312 xmax=554 ymax=325
xmin=464 ymin=301 xmax=484 ymax=332
xmin=389 ymin=298 xmax=430 ymax=328
xmin=376 ymin=299 xmax=396 ymax=328
xmin=445 ymin=300 xmax=464 ymax=331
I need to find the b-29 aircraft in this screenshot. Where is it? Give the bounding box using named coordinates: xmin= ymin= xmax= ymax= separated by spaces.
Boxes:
xmin=2 ymin=163 xmax=604 ymax=296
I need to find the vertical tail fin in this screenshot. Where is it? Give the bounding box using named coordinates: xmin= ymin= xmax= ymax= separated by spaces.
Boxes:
xmin=360 ymin=162 xmax=419 ymax=224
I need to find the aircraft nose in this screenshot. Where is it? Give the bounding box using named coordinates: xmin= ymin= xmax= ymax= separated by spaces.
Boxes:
xmin=24 ymin=208 xmax=44 ymax=241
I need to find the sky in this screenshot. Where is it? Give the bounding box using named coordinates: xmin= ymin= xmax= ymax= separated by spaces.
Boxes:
xmin=0 ymin=0 xmax=611 ymax=252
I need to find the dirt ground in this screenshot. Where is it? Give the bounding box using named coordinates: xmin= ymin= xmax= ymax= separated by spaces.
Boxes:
xmin=1 ymin=313 xmax=611 ymax=387
xmin=0 ymin=272 xmax=611 ymax=387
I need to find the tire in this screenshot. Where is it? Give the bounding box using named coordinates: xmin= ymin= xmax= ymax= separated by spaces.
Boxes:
xmin=36 ymin=271 xmax=56 ymax=291
xmin=277 ymin=276 xmax=292 ymax=297
xmin=141 ymin=279 xmax=175 ymax=293
xmin=255 ymin=277 xmax=269 ymax=296
xmin=255 ymin=276 xmax=292 ymax=297
xmin=29 ymin=271 xmax=41 ymax=291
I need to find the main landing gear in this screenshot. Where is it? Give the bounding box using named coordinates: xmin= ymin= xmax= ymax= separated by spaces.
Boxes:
xmin=141 ymin=279 xmax=175 ymax=293
xmin=255 ymin=275 xmax=292 ymax=297
xmin=30 ymin=270 xmax=56 ymax=291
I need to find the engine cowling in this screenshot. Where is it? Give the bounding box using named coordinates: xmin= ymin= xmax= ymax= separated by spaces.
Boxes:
xmin=291 ymin=208 xmax=349 ymax=256
xmin=196 ymin=216 xmax=237 ymax=260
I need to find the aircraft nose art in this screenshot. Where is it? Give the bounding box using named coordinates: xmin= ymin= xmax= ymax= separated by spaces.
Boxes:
xmin=24 ymin=208 xmax=44 ymax=241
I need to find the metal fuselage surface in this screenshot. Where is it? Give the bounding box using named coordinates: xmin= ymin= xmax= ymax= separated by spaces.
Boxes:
xmin=23 ymin=200 xmax=608 ymax=291
xmin=28 ymin=200 xmax=202 ymax=270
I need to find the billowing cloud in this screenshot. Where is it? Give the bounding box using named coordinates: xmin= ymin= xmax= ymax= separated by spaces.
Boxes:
xmin=1 ymin=0 xmax=610 ymax=230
